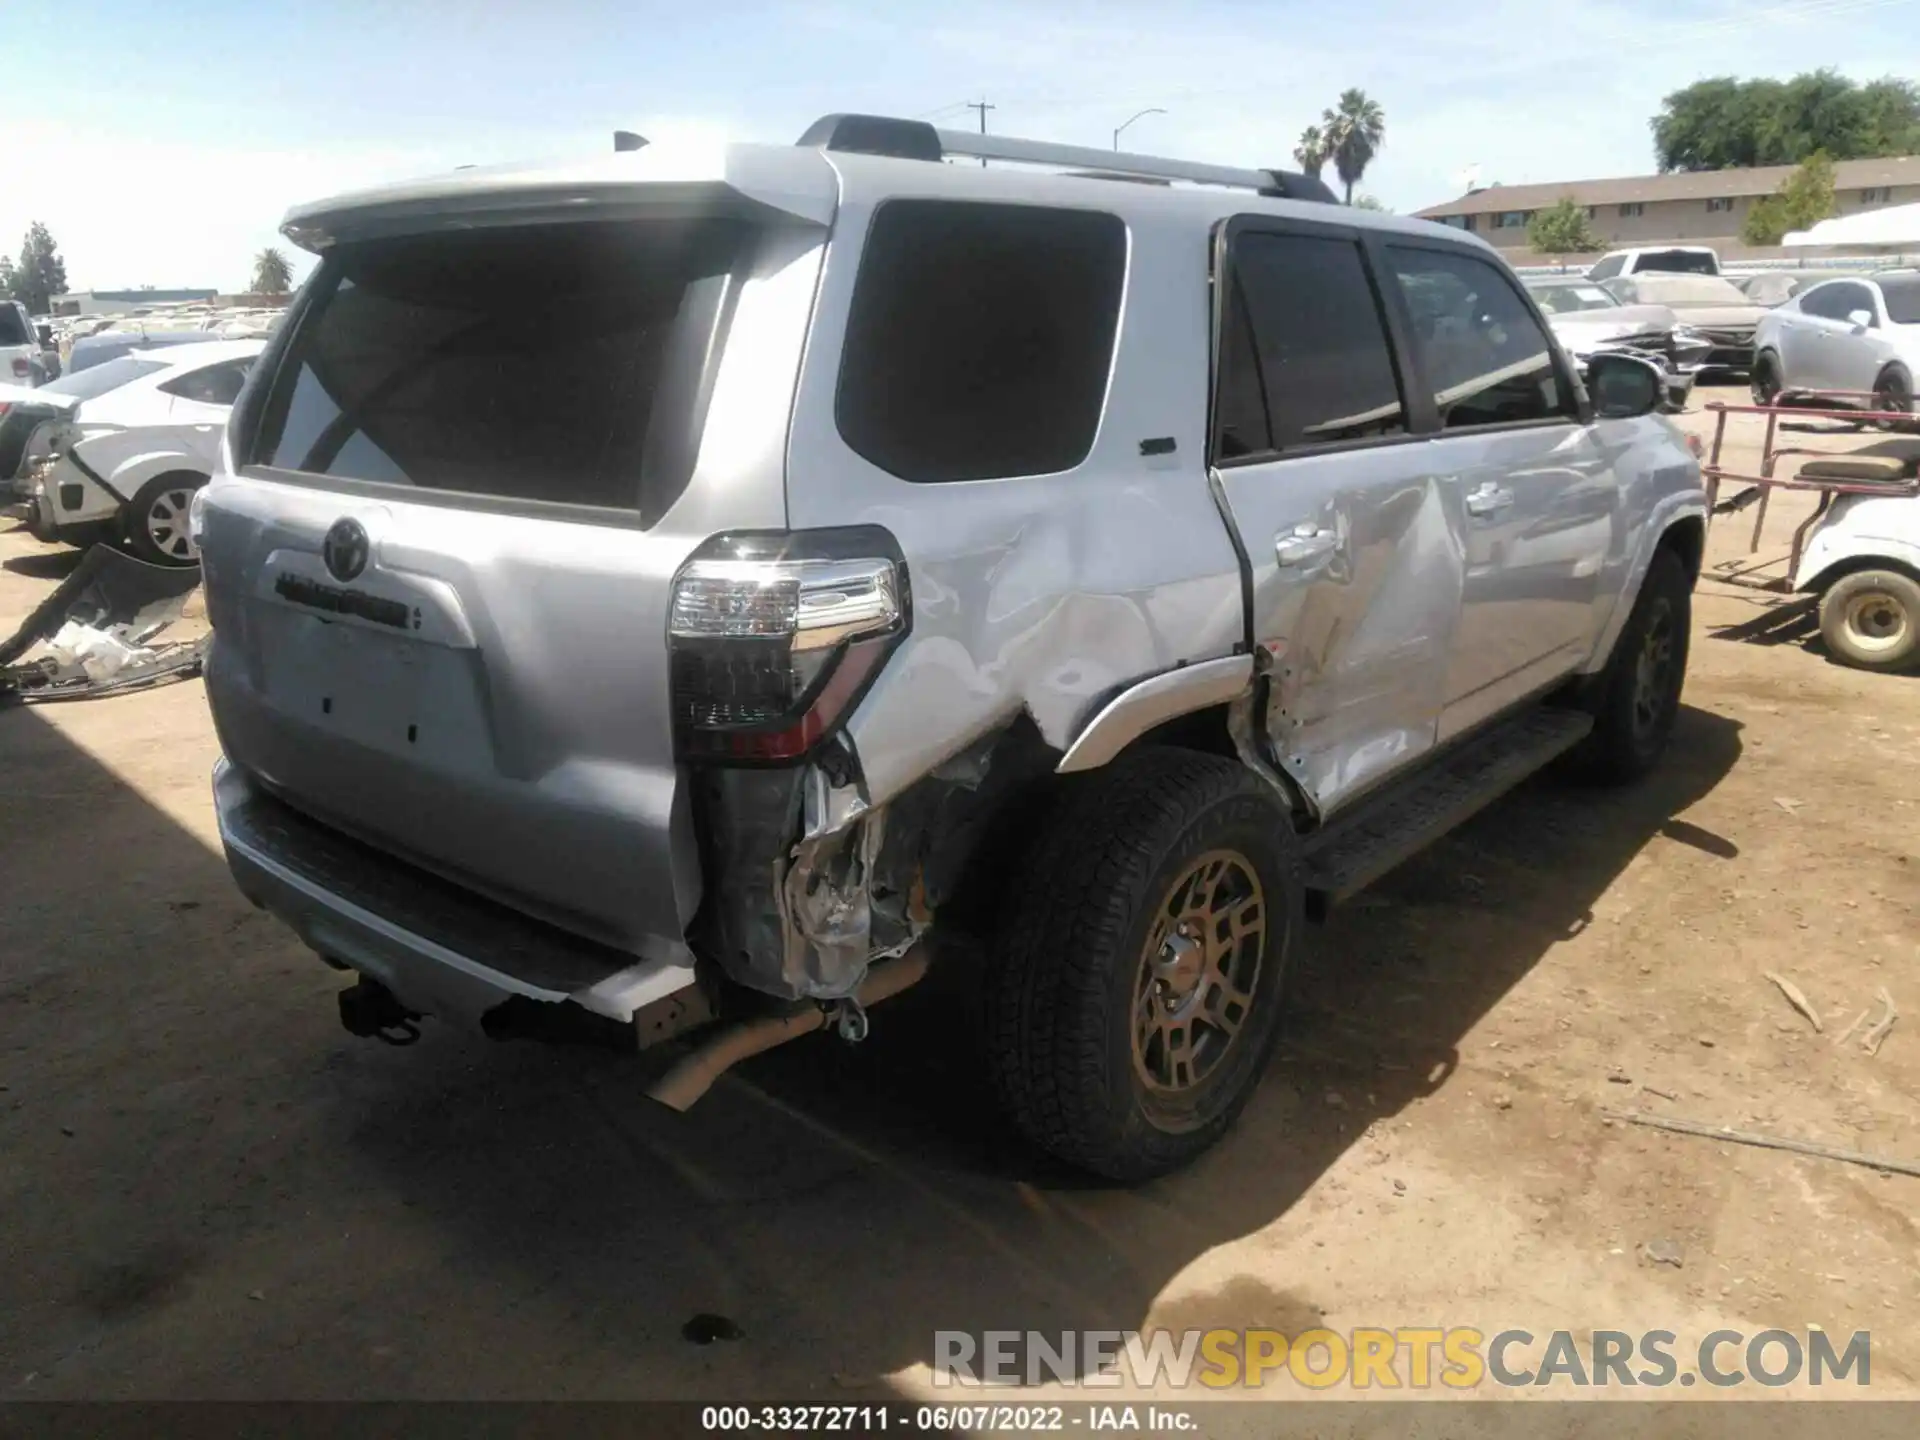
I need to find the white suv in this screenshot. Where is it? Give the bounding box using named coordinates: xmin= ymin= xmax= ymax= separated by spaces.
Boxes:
xmin=198 ymin=115 xmax=1706 ymax=1180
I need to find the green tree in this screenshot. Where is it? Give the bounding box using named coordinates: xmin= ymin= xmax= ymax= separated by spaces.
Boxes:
xmin=1351 ymin=194 xmax=1390 ymax=212
xmin=1527 ymin=197 xmax=1602 ymax=254
xmin=13 ymin=222 xmax=67 ymax=314
xmin=1653 ymin=71 xmax=1920 ymax=171
xmin=1742 ymin=151 xmax=1838 ymax=246
xmin=1293 ymin=125 xmax=1328 ymax=180
xmin=0 ymin=256 xmax=16 ymax=301
xmin=250 ymin=247 xmax=293 ymax=295
xmin=1322 ymin=89 xmax=1386 ymax=204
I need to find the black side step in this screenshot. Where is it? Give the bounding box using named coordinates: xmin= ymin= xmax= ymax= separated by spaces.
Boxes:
xmin=1301 ymin=706 xmax=1594 ymax=910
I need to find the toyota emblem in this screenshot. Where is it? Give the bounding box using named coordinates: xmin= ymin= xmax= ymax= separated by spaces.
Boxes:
xmin=322 ymin=517 xmax=370 ymax=583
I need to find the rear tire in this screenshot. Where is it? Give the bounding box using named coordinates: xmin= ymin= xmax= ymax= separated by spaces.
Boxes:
xmin=1818 ymin=569 xmax=1920 ymax=673
xmin=982 ymin=749 xmax=1301 ymax=1182
xmin=124 ymin=472 xmax=205 ymax=567
xmin=1569 ymin=548 xmax=1691 ymax=785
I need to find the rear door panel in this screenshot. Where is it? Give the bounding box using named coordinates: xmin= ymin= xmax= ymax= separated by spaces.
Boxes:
xmin=1205 ymin=218 xmax=1460 ymax=817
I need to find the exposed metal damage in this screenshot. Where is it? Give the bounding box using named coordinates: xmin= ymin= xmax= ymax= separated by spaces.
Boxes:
xmin=696 ymin=720 xmax=1055 ymax=1004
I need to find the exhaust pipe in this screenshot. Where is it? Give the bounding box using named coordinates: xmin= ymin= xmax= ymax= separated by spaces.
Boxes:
xmin=647 ymin=946 xmax=931 ymax=1112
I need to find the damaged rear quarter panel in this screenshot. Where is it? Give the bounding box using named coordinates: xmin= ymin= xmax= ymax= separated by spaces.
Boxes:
xmin=781 ymin=166 xmax=1248 ymax=810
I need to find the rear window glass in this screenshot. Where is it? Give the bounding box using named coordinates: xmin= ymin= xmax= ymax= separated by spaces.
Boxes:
xmin=836 ymin=200 xmax=1126 ymax=483
xmin=1633 ymin=250 xmax=1718 ymax=275
xmin=42 ymin=356 xmax=166 ymax=400
xmin=251 ymin=220 xmax=749 ymax=516
xmin=1880 ymin=277 xmax=1920 ymax=325
xmin=0 ymin=306 xmax=28 ymax=346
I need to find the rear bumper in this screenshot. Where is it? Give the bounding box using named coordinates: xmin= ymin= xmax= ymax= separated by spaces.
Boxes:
xmin=20 ymin=459 xmax=120 ymax=542
xmin=213 ymin=759 xmax=697 ymax=1028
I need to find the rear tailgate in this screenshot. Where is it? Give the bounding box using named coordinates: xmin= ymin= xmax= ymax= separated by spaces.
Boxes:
xmin=201 ymin=150 xmax=834 ymax=959
xmin=201 ymin=485 xmax=703 ymax=951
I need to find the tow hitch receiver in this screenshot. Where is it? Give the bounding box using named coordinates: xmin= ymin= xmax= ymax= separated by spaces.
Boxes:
xmin=338 ymin=977 xmax=422 ymax=1047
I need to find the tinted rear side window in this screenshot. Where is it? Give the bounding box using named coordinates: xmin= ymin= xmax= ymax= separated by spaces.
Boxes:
xmin=250 ymin=220 xmax=748 ymax=518
xmin=0 ymin=305 xmax=28 ymax=346
xmin=1225 ymin=231 xmax=1405 ymax=454
xmin=836 ymin=200 xmax=1125 ymax=483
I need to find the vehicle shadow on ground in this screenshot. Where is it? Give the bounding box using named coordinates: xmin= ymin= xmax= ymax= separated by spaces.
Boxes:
xmin=0 ymin=697 xmax=1743 ymax=1399
xmin=2 ymin=548 xmax=84 ymax=580
xmin=1705 ymin=593 xmax=1820 ymax=650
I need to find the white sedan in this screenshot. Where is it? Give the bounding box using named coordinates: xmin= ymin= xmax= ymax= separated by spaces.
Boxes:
xmin=19 ymin=338 xmax=264 ymax=565
xmin=1752 ymin=271 xmax=1920 ymax=415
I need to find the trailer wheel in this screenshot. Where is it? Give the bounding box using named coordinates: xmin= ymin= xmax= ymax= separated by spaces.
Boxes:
xmin=982 ymin=748 xmax=1301 ymax=1182
xmin=1818 ymin=569 xmax=1920 ymax=673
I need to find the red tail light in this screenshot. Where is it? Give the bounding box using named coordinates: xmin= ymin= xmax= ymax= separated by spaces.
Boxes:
xmin=668 ymin=528 xmax=909 ymax=765
xmin=9 ymin=357 xmax=28 ymax=378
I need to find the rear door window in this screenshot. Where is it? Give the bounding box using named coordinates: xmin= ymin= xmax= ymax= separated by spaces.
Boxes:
xmin=1386 ymin=246 xmax=1573 ymax=430
xmin=160 ymin=359 xmax=254 ymax=406
xmin=835 ymin=200 xmax=1126 ymax=483
xmin=0 ymin=305 xmax=28 ymax=346
xmin=1217 ymin=230 xmax=1406 ymax=457
xmin=249 ymin=219 xmax=751 ymax=520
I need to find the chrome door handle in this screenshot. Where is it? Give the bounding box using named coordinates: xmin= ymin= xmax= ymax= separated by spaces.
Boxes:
xmin=1466 ymin=484 xmax=1515 ymax=517
xmin=1275 ymin=526 xmax=1339 ymax=567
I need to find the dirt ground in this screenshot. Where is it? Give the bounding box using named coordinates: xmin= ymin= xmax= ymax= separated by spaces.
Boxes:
xmin=1 ymin=386 xmax=1916 ymax=1422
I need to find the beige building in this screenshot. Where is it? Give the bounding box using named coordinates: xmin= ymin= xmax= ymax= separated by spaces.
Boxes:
xmin=1414 ymin=155 xmax=1920 ymax=264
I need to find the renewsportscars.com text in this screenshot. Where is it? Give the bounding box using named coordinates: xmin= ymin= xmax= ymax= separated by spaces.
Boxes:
xmin=932 ymin=1327 xmax=1871 ymax=1390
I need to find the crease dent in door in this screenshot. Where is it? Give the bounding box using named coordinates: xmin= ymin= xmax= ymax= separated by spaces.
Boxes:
xmin=1269 ymin=474 xmax=1462 ymax=808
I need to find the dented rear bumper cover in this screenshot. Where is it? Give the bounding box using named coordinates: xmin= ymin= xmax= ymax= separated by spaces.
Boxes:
xmin=213 ymin=759 xmax=697 ymax=1028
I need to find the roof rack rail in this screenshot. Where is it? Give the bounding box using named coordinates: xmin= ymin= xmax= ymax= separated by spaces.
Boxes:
xmin=796 ymin=113 xmax=1338 ymax=204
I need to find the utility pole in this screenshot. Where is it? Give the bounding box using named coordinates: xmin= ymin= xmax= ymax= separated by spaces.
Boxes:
xmin=965 ymin=100 xmax=994 ymax=167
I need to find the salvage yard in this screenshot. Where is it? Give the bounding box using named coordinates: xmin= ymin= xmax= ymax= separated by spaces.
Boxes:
xmin=1 ymin=387 xmax=1917 ymax=1409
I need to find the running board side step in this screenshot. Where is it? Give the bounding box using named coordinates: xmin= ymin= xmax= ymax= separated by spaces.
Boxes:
xmin=1301 ymin=707 xmax=1594 ymax=912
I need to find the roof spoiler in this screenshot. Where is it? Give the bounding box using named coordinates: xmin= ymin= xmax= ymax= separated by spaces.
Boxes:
xmin=796 ymin=113 xmax=1339 ymax=203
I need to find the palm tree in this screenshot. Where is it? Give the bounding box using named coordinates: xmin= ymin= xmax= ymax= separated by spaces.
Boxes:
xmin=1322 ymin=89 xmax=1386 ymax=205
xmin=250 ymin=247 xmax=293 ymax=296
xmin=1293 ymin=125 xmax=1328 ymax=180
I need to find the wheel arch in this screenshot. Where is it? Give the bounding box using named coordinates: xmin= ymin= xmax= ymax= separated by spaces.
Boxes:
xmin=1799 ymin=551 xmax=1920 ymax=598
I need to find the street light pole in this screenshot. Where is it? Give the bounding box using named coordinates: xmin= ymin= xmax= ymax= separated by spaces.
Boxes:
xmin=1113 ymin=107 xmax=1167 ymax=151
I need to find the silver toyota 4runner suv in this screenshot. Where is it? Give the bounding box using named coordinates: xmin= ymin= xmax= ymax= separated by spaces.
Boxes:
xmin=196 ymin=115 xmax=1707 ymax=1181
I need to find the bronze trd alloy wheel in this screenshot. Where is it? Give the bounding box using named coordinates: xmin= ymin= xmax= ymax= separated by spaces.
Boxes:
xmin=1131 ymin=850 xmax=1266 ymax=1097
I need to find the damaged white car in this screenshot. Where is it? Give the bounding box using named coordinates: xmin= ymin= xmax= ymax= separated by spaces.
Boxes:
xmin=21 ymin=338 xmax=263 ymax=564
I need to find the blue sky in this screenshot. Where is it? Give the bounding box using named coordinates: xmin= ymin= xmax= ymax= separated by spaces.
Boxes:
xmin=5 ymin=0 xmax=1917 ymax=293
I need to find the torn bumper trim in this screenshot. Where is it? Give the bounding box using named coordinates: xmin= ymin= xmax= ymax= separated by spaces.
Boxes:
xmin=214 ymin=759 xmax=696 ymax=1028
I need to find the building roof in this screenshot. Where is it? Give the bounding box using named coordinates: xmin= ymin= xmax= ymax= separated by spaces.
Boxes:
xmin=1416 ymin=155 xmax=1920 ymax=218
xmin=55 ymin=288 xmax=218 ymax=303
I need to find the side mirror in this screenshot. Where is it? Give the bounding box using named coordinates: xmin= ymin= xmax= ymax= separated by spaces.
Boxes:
xmin=1586 ymin=352 xmax=1664 ymax=420
xmin=1848 ymin=308 xmax=1875 ymax=330
xmin=34 ymin=323 xmax=51 ymax=346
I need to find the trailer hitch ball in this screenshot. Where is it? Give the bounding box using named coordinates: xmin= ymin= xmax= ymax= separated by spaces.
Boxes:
xmin=338 ymin=976 xmax=422 ymax=1047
